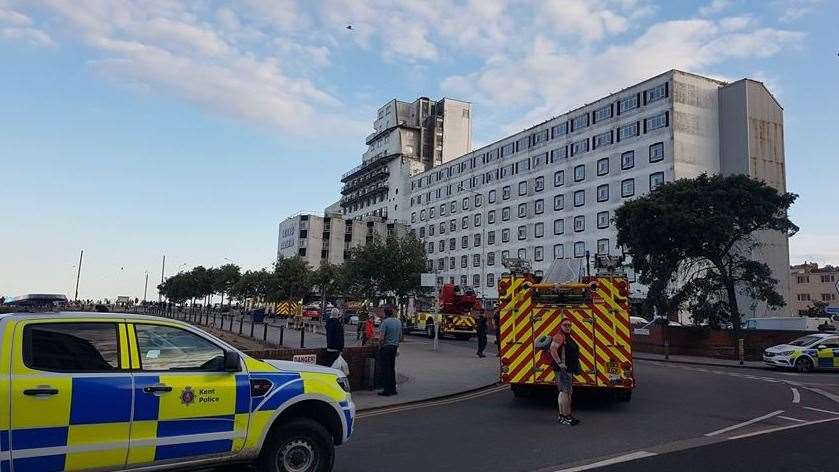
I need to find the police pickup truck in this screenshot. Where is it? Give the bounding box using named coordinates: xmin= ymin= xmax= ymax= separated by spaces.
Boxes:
xmin=0 ymin=312 xmax=354 ymax=472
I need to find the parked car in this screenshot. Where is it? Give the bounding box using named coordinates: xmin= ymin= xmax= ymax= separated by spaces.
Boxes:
xmin=763 ymin=333 xmax=839 ymax=372
xmin=302 ymin=306 xmax=321 ymax=320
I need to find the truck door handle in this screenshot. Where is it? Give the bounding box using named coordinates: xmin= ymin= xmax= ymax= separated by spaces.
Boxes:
xmin=23 ymin=387 xmax=59 ymax=396
xmin=143 ymin=385 xmax=173 ymax=394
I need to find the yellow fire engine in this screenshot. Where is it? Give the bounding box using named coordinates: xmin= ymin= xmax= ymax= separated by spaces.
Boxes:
xmin=498 ymin=256 xmax=635 ymax=401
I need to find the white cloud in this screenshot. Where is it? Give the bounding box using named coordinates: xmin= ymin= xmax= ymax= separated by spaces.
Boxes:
xmin=790 ymin=232 xmax=839 ymax=266
xmin=1 ymin=26 xmax=54 ymax=46
xmin=699 ymin=0 xmax=732 ymax=17
xmin=775 ymin=0 xmax=823 ymax=22
xmin=537 ymin=0 xmax=633 ymax=42
xmin=0 ymin=7 xmax=31 ymax=26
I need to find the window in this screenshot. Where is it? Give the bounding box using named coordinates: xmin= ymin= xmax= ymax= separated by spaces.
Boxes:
xmin=574 ymin=241 xmax=586 ymax=258
xmin=437 ymin=258 xmax=444 ymax=271
xmin=592 ymin=130 xmax=613 ymax=149
xmin=502 ymin=250 xmax=510 ymax=260
xmin=411 ymin=212 xmax=416 ymax=223
xmin=439 ymin=222 xmax=446 ymax=234
xmin=618 ymin=94 xmax=639 ymax=113
xmin=473 ymin=274 xmax=481 ymax=288
xmin=573 ymin=189 xmax=585 ymax=207
xmin=533 ymin=129 xmax=549 ymax=147
xmin=427 ymin=242 xmax=434 ymax=254
xmin=518 ymin=203 xmax=527 ymax=218
xmin=797 ymin=293 xmax=811 ymax=301
xmin=501 ymin=142 xmax=515 ymax=156
xmin=518 ymin=181 xmax=528 ymax=196
xmin=797 ymin=276 xmax=810 ymax=284
xmin=554 ymin=170 xmax=565 ymax=187
xmin=502 ymin=206 xmax=511 ymax=221
xmin=650 ymin=172 xmax=665 ymax=191
xmin=822 ymin=293 xmax=837 ymax=301
xmin=571 ymin=113 xmax=589 ymax=131
xmin=488 ymin=231 xmax=496 ymax=245
xmin=488 ymin=210 xmax=496 ymax=224
xmin=450 ymin=257 xmax=456 ymax=269
xmin=649 ymin=142 xmax=664 ymax=162
xmin=419 ymin=227 xmax=426 ymax=238
xmin=574 ymin=215 xmax=585 ymax=232
xmin=534 ymin=246 xmax=544 ymax=261
xmin=617 ymin=122 xmax=639 ymax=141
xmin=553 ymin=244 xmax=565 ymax=259
xmin=597 ymin=158 xmax=609 ymax=176
xmin=450 ymin=201 xmax=457 ymax=213
xmin=438 ymin=240 xmax=445 ymax=252
xmin=502 ymin=186 xmax=511 ymax=200
xmin=461 ymin=255 xmax=468 ymax=268
xmin=571 ymin=139 xmax=589 ymax=156
xmin=621 ymin=151 xmax=635 ymax=170
xmin=487 ymin=273 xmax=495 ymax=287
xmin=488 ymin=189 xmax=497 ymax=203
xmin=474 ymin=233 xmax=481 ymax=247
xmin=550 ymin=146 xmax=568 ymax=163
xmin=517 ymin=248 xmax=527 ymax=259
xmin=440 ymin=203 xmax=447 ymax=216
xmin=462 ymin=197 xmax=470 ymax=210
xmin=474 ymin=213 xmax=482 ymax=226
xmin=461 ymin=235 xmax=468 ymax=248
xmin=645 ymin=83 xmax=668 ymax=103
xmin=136 ymin=324 xmax=225 ymax=371
xmin=554 ymin=219 xmax=565 ymax=235
xmin=645 ymin=112 xmax=669 ymax=132
xmin=449 ymin=238 xmax=456 ymax=250
xmin=621 ymin=178 xmax=635 ymax=198
xmin=460 ymin=275 xmax=468 ymax=286
xmin=535 ymin=176 xmax=544 ymax=192
xmin=23 ymin=322 xmax=119 ymax=372
xmin=429 ymin=207 xmax=436 ymax=219
xmin=597 ymin=211 xmax=610 ymax=229
xmin=487 ymin=252 xmax=496 ymax=266
xmin=574 ymin=165 xmax=585 ymax=183
xmin=501 ymin=228 xmax=510 ymax=242
xmin=535 ymin=199 xmax=544 ymax=214
xmin=473 ymin=254 xmax=481 ymax=267
xmin=597 ymin=184 xmax=609 ymax=202
xmin=551 ymin=122 xmax=568 ymax=138
xmin=821 ymin=275 xmax=836 ymax=283
xmin=597 ymin=238 xmax=610 ymax=255
xmin=554 ymin=194 xmax=565 ymax=210
xmin=518 ymin=225 xmax=527 ymax=240
xmin=535 ymin=222 xmax=544 ymax=238
xmin=593 ymin=104 xmax=612 ymax=123
xmin=462 ymin=216 xmax=469 ymax=229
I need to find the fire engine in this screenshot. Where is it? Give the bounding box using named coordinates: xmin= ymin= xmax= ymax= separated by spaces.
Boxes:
xmin=404 ymin=284 xmax=478 ymax=340
xmin=498 ymin=255 xmax=635 ymax=401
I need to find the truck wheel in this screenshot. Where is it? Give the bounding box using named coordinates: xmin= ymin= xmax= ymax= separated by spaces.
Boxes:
xmin=617 ymin=390 xmax=632 ymax=402
xmin=795 ymin=356 xmax=814 ymax=373
xmin=426 ymin=323 xmax=435 ymax=339
xmin=258 ymin=418 xmax=334 ymax=472
xmin=511 ymin=384 xmax=532 ymax=398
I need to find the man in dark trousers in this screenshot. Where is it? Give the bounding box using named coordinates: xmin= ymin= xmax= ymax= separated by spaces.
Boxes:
xmin=378 ymin=307 xmax=401 ymax=396
xmin=324 ymin=308 xmax=344 ymax=367
xmin=493 ymin=308 xmax=501 ymax=355
xmin=475 ymin=309 xmax=488 ymax=357
xmin=550 ymin=317 xmax=581 ymax=425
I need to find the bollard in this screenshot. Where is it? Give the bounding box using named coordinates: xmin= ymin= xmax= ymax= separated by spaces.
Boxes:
xmin=299 ymin=324 xmax=305 ymax=349
xmin=238 ymin=317 xmax=244 ymax=335
xmin=263 ymin=322 xmax=268 ymax=342
xmin=664 ymin=339 xmax=670 ymax=360
xmin=250 ymin=319 xmax=255 ymax=338
xmin=229 ymin=316 xmax=234 ymax=331
xmin=213 ymin=314 xmax=217 ymax=327
xmin=738 ymin=338 xmax=744 ymax=365
xmin=279 ymin=326 xmax=284 ymax=347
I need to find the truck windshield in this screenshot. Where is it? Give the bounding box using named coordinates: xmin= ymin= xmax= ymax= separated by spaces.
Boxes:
xmin=788 ymin=335 xmax=822 ymax=347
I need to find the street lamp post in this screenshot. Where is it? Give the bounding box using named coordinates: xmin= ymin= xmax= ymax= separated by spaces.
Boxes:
xmin=143 ymin=271 xmax=149 ymax=303
xmin=74 ymin=249 xmax=84 ymax=302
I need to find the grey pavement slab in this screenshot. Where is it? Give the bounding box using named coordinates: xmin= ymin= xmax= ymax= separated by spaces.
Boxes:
xmin=634 ymin=352 xmax=768 ymax=370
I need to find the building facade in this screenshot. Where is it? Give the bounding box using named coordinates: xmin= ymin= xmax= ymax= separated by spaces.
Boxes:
xmin=406 ymin=70 xmax=791 ymax=311
xmin=277 ymin=213 xmax=408 ymax=268
xmin=339 ymin=97 xmax=472 ymax=223
xmin=790 ymin=263 xmax=839 ymax=315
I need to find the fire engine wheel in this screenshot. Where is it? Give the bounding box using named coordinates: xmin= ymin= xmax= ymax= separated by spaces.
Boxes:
xmin=511 ymin=384 xmax=533 ymax=398
xmin=795 ymin=356 xmax=814 ymax=373
xmin=426 ymin=323 xmax=436 ymax=339
xmin=616 ymin=390 xmax=632 ymax=402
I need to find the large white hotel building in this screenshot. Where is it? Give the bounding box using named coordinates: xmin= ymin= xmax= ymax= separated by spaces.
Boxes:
xmin=402 ymin=70 xmax=789 ymax=310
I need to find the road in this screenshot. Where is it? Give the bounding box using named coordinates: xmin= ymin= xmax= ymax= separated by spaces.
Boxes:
xmin=334 ymin=360 xmax=839 ymax=472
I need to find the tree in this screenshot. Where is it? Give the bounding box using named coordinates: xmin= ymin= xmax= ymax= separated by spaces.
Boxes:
xmin=213 ymin=264 xmax=241 ymax=306
xmin=615 ymin=174 xmax=798 ymax=331
xmin=802 ymin=301 xmax=828 ymax=318
xmin=271 ymin=257 xmax=313 ymax=304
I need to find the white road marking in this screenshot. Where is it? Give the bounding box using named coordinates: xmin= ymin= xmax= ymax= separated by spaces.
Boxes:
xmin=803 ymin=406 xmax=839 ymax=416
xmin=705 ymin=410 xmax=784 ymax=437
xmin=728 ymin=416 xmax=839 ymax=440
xmin=552 ymin=451 xmax=657 ymax=472
xmin=358 ymin=384 xmax=508 ymax=418
xmin=777 ymin=415 xmax=807 ymax=423
xmin=791 ymin=387 xmax=800 ymax=404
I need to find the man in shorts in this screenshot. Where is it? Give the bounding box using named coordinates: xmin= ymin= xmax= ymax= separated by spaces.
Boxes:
xmin=550 ymin=317 xmax=581 ymax=425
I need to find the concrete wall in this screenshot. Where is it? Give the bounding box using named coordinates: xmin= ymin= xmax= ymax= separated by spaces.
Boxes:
xmin=672 ymin=71 xmax=721 ymax=179
xmin=441 ymin=98 xmax=472 ymax=164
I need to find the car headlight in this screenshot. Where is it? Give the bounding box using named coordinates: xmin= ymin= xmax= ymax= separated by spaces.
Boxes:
xmin=336 ymin=376 xmax=350 ymax=392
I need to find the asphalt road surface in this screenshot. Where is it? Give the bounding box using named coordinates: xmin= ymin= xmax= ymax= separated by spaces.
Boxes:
xmin=334 ymin=360 xmax=839 ymax=472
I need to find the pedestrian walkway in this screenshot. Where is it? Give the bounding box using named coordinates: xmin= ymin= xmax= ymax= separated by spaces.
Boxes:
xmin=634 ymin=352 xmax=768 ymax=370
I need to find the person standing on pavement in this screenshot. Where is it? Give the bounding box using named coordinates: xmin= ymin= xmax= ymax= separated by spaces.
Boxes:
xmin=475 ymin=309 xmax=488 ymax=358
xmin=323 ymin=308 xmax=344 ymax=367
xmin=550 ymin=317 xmax=581 ymax=425
xmin=361 ymin=315 xmax=376 ymax=346
xmin=493 ymin=308 xmax=501 ymax=355
xmin=378 ymin=307 xmax=401 ymax=396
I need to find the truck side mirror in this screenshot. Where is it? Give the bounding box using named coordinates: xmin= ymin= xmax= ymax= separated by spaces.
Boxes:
xmin=224 ymin=351 xmax=241 ymax=372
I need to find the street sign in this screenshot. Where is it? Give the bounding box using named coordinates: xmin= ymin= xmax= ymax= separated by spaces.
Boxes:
xmin=292 ymin=354 xmax=317 ymax=364
xmin=420 ymin=273 xmax=436 ymax=288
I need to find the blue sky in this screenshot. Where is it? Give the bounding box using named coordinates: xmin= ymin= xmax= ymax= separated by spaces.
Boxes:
xmin=1 ymin=0 xmax=837 ymax=301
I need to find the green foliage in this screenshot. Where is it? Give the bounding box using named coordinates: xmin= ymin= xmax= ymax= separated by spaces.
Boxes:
xmin=270 ymin=257 xmax=313 ymax=302
xmin=615 ymin=174 xmax=798 ymax=329
xmin=343 ymin=234 xmax=428 ymax=305
xmin=802 ymin=301 xmax=829 ymax=318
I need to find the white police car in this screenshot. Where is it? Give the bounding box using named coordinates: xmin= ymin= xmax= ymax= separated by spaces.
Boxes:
xmin=763 ymin=333 xmax=839 ymax=372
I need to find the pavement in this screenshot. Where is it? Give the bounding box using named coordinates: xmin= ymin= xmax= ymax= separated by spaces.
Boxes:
xmin=633 ymin=352 xmax=767 ymax=370
xmin=335 ymin=359 xmax=839 ymax=472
